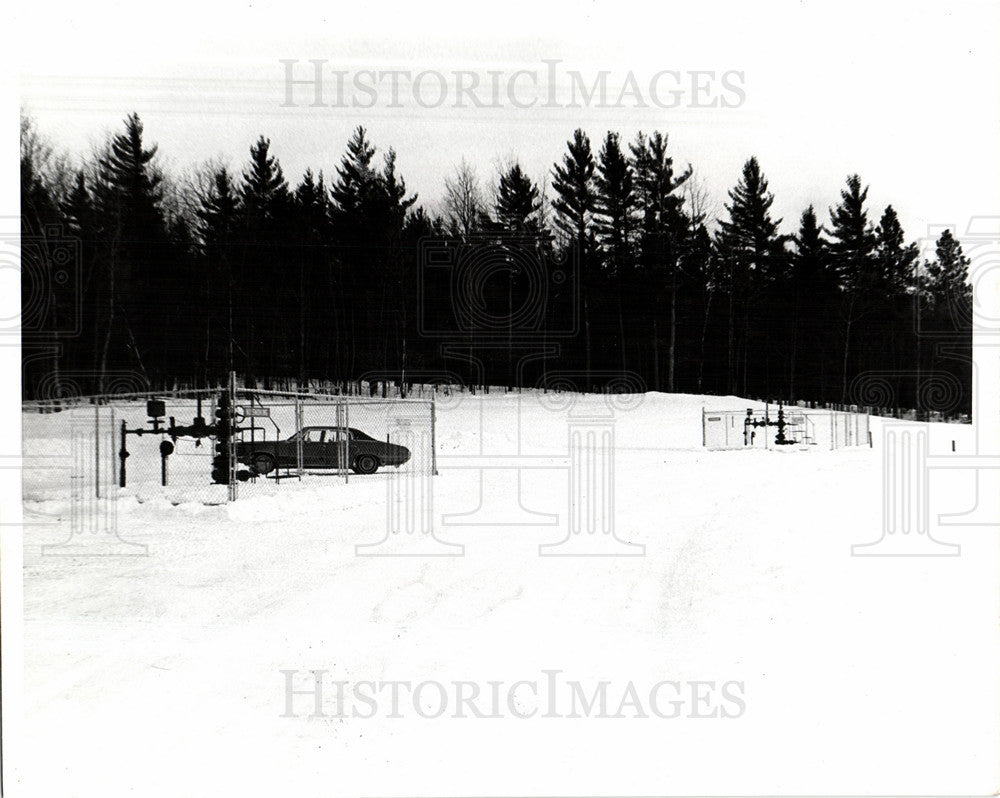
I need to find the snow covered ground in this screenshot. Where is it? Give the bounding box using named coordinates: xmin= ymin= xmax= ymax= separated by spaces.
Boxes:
xmin=12 ymin=391 xmax=999 ymax=796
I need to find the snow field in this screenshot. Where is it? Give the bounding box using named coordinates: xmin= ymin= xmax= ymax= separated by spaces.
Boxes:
xmin=14 ymin=391 xmax=998 ymax=796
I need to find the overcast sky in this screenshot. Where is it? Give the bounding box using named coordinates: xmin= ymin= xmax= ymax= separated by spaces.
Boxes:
xmin=7 ymin=0 xmax=1000 ymax=243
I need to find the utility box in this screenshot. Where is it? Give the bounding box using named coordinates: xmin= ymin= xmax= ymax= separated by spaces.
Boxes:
xmin=146 ymin=399 xmax=166 ymax=419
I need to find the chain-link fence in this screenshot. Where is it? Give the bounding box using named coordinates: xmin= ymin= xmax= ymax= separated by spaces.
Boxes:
xmin=702 ymin=407 xmax=871 ymax=451
xmin=22 ymin=388 xmax=437 ymax=507
xmin=25 ymin=392 xmax=227 ymax=505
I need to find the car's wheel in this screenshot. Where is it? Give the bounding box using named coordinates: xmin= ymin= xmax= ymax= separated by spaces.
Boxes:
xmin=251 ymin=452 xmax=276 ymax=475
xmin=352 ymin=454 xmax=379 ymax=475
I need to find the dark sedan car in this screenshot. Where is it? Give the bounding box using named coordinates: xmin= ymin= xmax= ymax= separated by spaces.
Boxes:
xmin=236 ymin=426 xmax=410 ymax=475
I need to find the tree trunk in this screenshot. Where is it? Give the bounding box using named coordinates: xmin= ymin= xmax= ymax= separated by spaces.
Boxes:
xmin=726 ymin=275 xmax=735 ymax=395
xmin=652 ymin=318 xmax=659 ymax=392
xmin=788 ymin=325 xmax=797 ymax=401
xmin=617 ymin=288 xmax=627 ymax=372
xmin=841 ymin=307 xmax=854 ymax=404
xmin=667 ymin=261 xmax=677 ymax=393
xmin=98 ymin=249 xmax=116 ymax=394
xmin=697 ymin=288 xmax=713 ymax=394
xmin=742 ymin=308 xmax=750 ymax=398
xmin=299 ymin=260 xmax=305 ymax=383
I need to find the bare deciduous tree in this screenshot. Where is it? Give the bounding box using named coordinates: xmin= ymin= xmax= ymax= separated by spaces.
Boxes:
xmin=443 ymin=158 xmax=484 ymax=239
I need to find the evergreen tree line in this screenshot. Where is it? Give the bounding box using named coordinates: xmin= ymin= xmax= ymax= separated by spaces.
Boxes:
xmin=20 ymin=113 xmax=972 ymax=415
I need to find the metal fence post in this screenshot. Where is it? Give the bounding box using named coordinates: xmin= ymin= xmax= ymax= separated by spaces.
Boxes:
xmin=228 ymin=371 xmax=237 ymax=502
xmin=294 ymin=393 xmax=302 ymax=476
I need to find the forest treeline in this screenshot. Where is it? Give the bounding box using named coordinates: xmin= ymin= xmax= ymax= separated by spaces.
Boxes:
xmin=20 ymin=112 xmax=972 ymax=414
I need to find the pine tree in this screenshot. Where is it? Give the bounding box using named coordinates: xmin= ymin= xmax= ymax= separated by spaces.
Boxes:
xmin=329 ymin=127 xmax=382 ymax=379
xmin=236 ymin=136 xmax=292 ymax=377
xmin=495 ymin=163 xmax=541 ymax=233
xmin=828 ymin=174 xmax=877 ymax=400
xmin=551 ymin=129 xmax=596 ymax=252
xmin=631 ymin=131 xmax=691 ymax=257
xmin=868 ymin=205 xmax=920 ymax=405
xmin=594 ymin=132 xmax=637 ymax=371
xmin=196 ymin=167 xmax=239 ymax=377
xmin=919 ymin=229 xmax=972 ymax=417
xmin=198 ymin=168 xmax=238 ymax=245
xmin=379 ymin=149 xmax=418 ymax=233
xmin=330 ymin=126 xmax=378 ymax=225
xmin=715 ymin=157 xmax=782 ymax=274
xmin=828 ymin=175 xmax=876 ymax=290
xmin=240 ymin=136 xmax=289 ymax=223
xmin=629 ymin=131 xmax=691 ymax=391
xmin=788 ymin=205 xmax=834 ymax=398
xmin=923 ymin=229 xmax=972 ymax=306
xmin=714 ymin=157 xmax=784 ymax=395
xmin=294 ymin=168 xmax=333 ymax=248
xmin=873 ymin=205 xmax=918 ymax=296
xmin=102 ymin=115 xmax=161 ymax=198
xmin=92 ymin=113 xmax=168 ymax=388
xmin=328 ymin=128 xmax=417 ymax=382
xmin=594 ymin=131 xmax=635 ymax=275
xmin=378 ymin=148 xmax=418 ymax=387
xmin=62 ymin=171 xmax=94 ymax=237
xmin=793 ymin=206 xmax=830 ymax=284
xmin=551 ymin=129 xmax=597 ymax=374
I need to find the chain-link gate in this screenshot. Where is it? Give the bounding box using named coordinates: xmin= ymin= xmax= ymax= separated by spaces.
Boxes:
xmin=228 ymin=392 xmax=435 ymax=498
